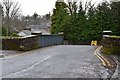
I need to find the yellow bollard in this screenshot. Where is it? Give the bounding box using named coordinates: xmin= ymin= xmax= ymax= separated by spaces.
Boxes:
xmin=91 ymin=40 xmax=97 ymax=46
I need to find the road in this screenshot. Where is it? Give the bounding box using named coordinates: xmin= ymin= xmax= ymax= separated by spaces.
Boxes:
xmin=1 ymin=45 xmax=109 ymax=78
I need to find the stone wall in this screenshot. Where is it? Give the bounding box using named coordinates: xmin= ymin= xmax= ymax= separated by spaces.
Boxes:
xmin=1 ymin=34 xmax=64 ymax=51
xmin=1 ymin=35 xmax=40 ymax=51
xmin=102 ymin=36 xmax=120 ymax=55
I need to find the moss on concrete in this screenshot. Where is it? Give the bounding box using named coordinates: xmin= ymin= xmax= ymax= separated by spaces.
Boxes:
xmin=109 ymin=35 xmax=120 ymax=39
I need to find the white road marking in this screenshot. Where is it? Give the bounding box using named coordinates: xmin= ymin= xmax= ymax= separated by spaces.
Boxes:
xmin=4 ymin=56 xmax=51 ymax=78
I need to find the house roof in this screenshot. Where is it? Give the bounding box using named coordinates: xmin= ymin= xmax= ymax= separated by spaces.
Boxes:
xmin=18 ymin=29 xmax=50 ymax=37
xmin=28 ymin=21 xmax=51 ymax=29
xmin=31 ymin=29 xmax=50 ymax=35
xmin=17 ymin=30 xmax=31 ymax=37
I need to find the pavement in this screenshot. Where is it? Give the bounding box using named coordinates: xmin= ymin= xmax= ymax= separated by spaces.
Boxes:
xmin=1 ymin=45 xmax=112 ymax=79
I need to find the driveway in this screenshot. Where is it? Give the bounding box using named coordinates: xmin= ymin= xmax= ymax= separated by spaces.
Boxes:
xmin=1 ymin=45 xmax=109 ymax=78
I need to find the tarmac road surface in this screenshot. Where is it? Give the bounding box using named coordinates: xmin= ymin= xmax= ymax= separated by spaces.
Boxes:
xmin=1 ymin=45 xmax=110 ymax=78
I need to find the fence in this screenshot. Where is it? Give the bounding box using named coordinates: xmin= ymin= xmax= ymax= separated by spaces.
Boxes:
xmin=1 ymin=34 xmax=63 ymax=51
xmin=39 ymin=35 xmax=63 ymax=47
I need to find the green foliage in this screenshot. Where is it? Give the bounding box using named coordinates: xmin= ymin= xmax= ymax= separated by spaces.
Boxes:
xmin=51 ymin=1 xmax=68 ymax=34
xmin=0 ymin=27 xmax=7 ymax=36
xmin=51 ymin=0 xmax=120 ymax=44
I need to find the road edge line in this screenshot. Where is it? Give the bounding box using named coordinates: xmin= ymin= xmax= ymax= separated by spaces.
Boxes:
xmin=94 ymin=46 xmax=107 ymax=67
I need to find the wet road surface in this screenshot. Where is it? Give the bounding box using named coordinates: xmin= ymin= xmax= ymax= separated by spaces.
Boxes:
xmin=1 ymin=45 xmax=109 ymax=78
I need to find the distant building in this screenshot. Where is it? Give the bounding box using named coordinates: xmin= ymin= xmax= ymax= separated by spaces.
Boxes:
xmin=17 ymin=30 xmax=31 ymax=37
xmin=18 ymin=29 xmax=50 ymax=37
xmin=18 ymin=18 xmax=51 ymax=37
xmin=27 ymin=20 xmax=51 ymax=32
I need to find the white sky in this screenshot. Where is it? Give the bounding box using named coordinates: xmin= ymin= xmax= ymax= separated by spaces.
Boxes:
xmin=18 ymin=0 xmax=57 ymax=16
xmin=16 ymin=0 xmax=117 ymax=16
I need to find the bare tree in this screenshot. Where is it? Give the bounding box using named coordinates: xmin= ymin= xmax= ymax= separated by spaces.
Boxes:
xmin=33 ymin=12 xmax=38 ymax=25
xmin=3 ymin=0 xmax=21 ymax=36
xmin=0 ymin=4 xmax=3 ymax=27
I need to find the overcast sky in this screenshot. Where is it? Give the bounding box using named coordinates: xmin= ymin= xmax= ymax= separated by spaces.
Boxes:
xmin=16 ymin=0 xmax=118 ymax=16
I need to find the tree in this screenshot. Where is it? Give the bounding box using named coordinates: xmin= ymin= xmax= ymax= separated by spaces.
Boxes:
xmin=0 ymin=27 xmax=7 ymax=36
xmin=33 ymin=12 xmax=38 ymax=20
xmin=43 ymin=13 xmax=50 ymax=20
xmin=62 ymin=1 xmax=87 ymax=43
xmin=67 ymin=0 xmax=78 ymax=16
xmin=85 ymin=2 xmax=102 ymax=41
xmin=3 ymin=0 xmax=21 ymax=36
xmin=110 ymin=1 xmax=120 ymax=35
xmin=94 ymin=0 xmax=119 ymax=36
xmin=51 ymin=0 xmax=68 ymax=34
xmin=51 ymin=0 xmax=120 ymax=44
xmin=33 ymin=12 xmax=38 ymax=25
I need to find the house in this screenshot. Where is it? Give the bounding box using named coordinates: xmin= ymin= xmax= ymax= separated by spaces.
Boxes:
xmin=18 ymin=29 xmax=51 ymax=37
xmin=18 ymin=19 xmax=51 ymax=37
xmin=17 ymin=30 xmax=31 ymax=36
xmin=27 ymin=20 xmax=51 ymax=32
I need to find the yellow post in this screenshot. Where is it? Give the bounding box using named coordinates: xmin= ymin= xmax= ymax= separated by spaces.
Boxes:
xmin=91 ymin=40 xmax=97 ymax=46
